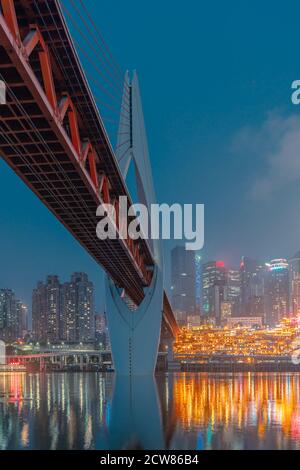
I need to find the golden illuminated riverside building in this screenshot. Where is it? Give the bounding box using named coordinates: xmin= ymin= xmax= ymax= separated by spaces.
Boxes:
xmin=174 ymin=317 xmax=300 ymax=358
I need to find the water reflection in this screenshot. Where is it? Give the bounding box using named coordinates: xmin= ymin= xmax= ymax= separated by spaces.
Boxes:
xmin=0 ymin=372 xmax=300 ymax=449
xmin=108 ymin=375 xmax=164 ymax=449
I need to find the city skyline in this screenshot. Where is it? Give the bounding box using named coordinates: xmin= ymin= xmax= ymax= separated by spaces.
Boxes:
xmin=169 ymin=247 xmax=300 ymax=328
xmin=2 ymin=247 xmax=300 ymax=329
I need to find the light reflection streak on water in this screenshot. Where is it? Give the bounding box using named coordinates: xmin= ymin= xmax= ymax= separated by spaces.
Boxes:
xmin=172 ymin=373 xmax=300 ymax=443
xmin=0 ymin=372 xmax=299 ymax=449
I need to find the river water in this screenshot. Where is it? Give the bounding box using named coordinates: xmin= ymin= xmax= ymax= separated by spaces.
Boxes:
xmin=0 ymin=372 xmax=300 ymax=450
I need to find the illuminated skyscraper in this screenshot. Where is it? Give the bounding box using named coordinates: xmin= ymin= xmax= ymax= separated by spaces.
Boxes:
xmin=195 ymin=252 xmax=202 ymax=312
xmin=289 ymin=251 xmax=300 ymax=316
xmin=225 ymin=269 xmax=240 ymax=316
xmin=171 ymin=246 xmax=196 ymax=326
xmin=0 ymin=289 xmax=17 ymax=341
xmin=265 ymin=259 xmax=289 ymax=326
xmin=240 ymin=257 xmax=265 ymax=318
xmin=202 ymin=260 xmax=227 ymax=324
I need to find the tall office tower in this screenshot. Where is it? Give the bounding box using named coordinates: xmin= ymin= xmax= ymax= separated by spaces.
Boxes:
xmin=69 ymin=272 xmax=94 ymax=343
xmin=240 ymin=257 xmax=265 ymax=318
xmin=225 ymin=269 xmax=241 ymax=316
xmin=32 ymin=275 xmax=61 ymax=343
xmin=202 ymin=260 xmax=227 ymax=325
xmin=171 ymin=246 xmax=196 ymax=326
xmin=0 ymin=288 xmax=18 ymax=341
xmin=195 ymin=252 xmax=202 ymax=313
xmin=265 ymin=259 xmax=289 ymax=327
xmin=289 ymin=251 xmax=300 ymax=316
xmin=16 ymin=300 xmax=28 ymax=338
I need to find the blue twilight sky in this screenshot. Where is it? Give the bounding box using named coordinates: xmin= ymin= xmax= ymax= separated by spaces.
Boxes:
xmin=1 ymin=0 xmax=300 ymax=313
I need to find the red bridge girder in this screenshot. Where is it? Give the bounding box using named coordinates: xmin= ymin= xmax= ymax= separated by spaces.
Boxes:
xmin=0 ymin=0 xmax=178 ymax=338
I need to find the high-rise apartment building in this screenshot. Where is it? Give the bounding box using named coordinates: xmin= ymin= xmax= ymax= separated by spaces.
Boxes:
xmin=32 ymin=275 xmax=60 ymax=342
xmin=0 ymin=289 xmax=27 ymax=341
xmin=69 ymin=272 xmax=94 ymax=343
xmin=0 ymin=289 xmax=17 ymax=341
xmin=61 ymin=281 xmax=76 ymax=342
xmin=33 ymin=273 xmax=94 ymax=343
xmin=32 ymin=281 xmax=47 ymax=342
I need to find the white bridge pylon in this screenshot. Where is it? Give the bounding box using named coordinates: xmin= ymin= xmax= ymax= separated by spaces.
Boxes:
xmin=106 ymin=265 xmax=163 ymax=375
xmin=105 ymin=71 xmax=164 ymax=376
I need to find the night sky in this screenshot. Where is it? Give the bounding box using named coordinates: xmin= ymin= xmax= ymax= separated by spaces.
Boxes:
xmin=1 ymin=0 xmax=300 ymax=314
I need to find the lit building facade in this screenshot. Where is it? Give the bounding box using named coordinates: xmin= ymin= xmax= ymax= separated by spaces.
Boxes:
xmin=195 ymin=252 xmax=202 ymax=313
xmin=240 ymin=257 xmax=265 ymax=318
xmin=61 ymin=273 xmax=95 ymax=343
xmin=171 ymin=246 xmax=196 ymax=326
xmin=61 ymin=281 xmax=76 ymax=342
xmin=220 ymin=300 xmax=232 ymax=325
xmin=71 ymin=272 xmax=94 ymax=343
xmin=289 ymin=251 xmax=300 ymax=316
xmin=187 ymin=314 xmax=201 ymax=328
xmin=202 ymin=260 xmax=227 ymax=325
xmin=226 ymin=316 xmax=263 ymax=328
xmin=33 ymin=273 xmax=95 ymax=343
xmin=32 ymin=276 xmax=60 ymax=343
xmin=265 ymin=259 xmax=289 ymax=327
xmin=0 ymin=289 xmax=18 ymax=341
xmin=225 ymin=269 xmax=240 ymax=316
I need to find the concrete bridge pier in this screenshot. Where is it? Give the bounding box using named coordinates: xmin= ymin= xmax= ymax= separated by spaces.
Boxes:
xmin=106 ymin=266 xmax=163 ymax=376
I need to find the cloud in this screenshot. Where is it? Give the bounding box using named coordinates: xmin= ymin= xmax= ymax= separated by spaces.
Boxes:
xmin=232 ymin=111 xmax=300 ymax=199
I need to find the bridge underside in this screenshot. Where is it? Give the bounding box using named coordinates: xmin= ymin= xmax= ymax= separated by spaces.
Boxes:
xmin=0 ymin=0 xmax=178 ymax=340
